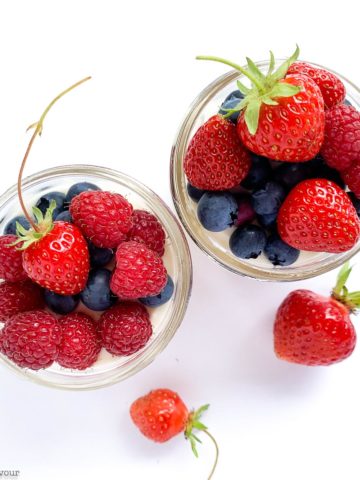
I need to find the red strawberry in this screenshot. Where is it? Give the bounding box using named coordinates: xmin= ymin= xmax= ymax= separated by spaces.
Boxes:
xmin=57 ymin=312 xmax=101 ymax=370
xmin=287 ymin=62 xmax=346 ymax=109
xmin=184 ymin=114 xmax=251 ymax=190
xmin=321 ymin=104 xmax=360 ymax=171
xmin=70 ymin=191 xmax=133 ymax=248
xmin=0 ymin=280 xmax=44 ymax=322
xmin=197 ymin=47 xmax=325 ymax=162
xmin=277 ymin=179 xmax=360 ymax=253
xmin=0 ymin=309 xmax=61 ymax=370
xmin=100 ymin=302 xmax=152 ymax=356
xmin=274 ymin=263 xmax=358 ymax=366
xmin=342 ymin=160 xmax=360 ymax=198
xmin=110 ymin=241 xmax=167 ymax=299
xmin=0 ymin=235 xmax=27 ymax=282
xmin=127 ymin=210 xmax=166 ymax=256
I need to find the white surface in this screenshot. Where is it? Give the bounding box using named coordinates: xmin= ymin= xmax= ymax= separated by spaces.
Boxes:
xmin=1 ymin=1 xmax=360 ymax=479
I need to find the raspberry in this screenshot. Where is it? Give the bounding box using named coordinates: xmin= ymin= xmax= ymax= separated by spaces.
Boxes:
xmin=70 ymin=191 xmax=133 ymax=248
xmin=0 ymin=280 xmax=44 ymax=322
xmin=342 ymin=160 xmax=360 ymax=198
xmin=0 ymin=310 xmax=61 ymax=370
xmin=321 ymin=104 xmax=360 ymax=171
xmin=110 ymin=241 xmax=167 ymax=299
xmin=100 ymin=302 xmax=152 ymax=356
xmin=127 ymin=210 xmax=166 ymax=256
xmin=57 ymin=313 xmax=101 ymax=370
xmin=0 ymin=235 xmax=27 ymax=282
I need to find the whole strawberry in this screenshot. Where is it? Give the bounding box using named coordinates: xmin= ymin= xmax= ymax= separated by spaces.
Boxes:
xmin=197 ymin=47 xmax=325 ymax=162
xmin=287 ymin=62 xmax=346 ymax=109
xmin=277 ymin=179 xmax=360 ymax=253
xmin=184 ymin=114 xmax=251 ymax=190
xmin=321 ymin=104 xmax=360 ymax=171
xmin=0 ymin=234 xmax=27 ymax=282
xmin=0 ymin=280 xmax=44 ymax=322
xmin=0 ymin=309 xmax=61 ymax=369
xmin=110 ymin=241 xmax=167 ymax=299
xmin=70 ymin=191 xmax=133 ymax=248
xmin=274 ymin=263 xmax=358 ymax=366
xmin=127 ymin=209 xmax=166 ymax=256
xmin=57 ymin=312 xmax=101 ymax=370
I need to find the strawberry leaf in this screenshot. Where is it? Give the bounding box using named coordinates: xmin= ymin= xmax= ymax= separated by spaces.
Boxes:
xmin=269 ymin=83 xmax=301 ymax=98
xmin=237 ymin=80 xmax=250 ymax=95
xmin=244 ymin=99 xmax=261 ymax=135
xmin=267 ymin=51 xmax=275 ymax=76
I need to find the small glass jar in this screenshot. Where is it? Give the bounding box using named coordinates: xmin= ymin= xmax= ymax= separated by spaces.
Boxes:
xmin=0 ymin=165 xmax=192 ymax=389
xmin=170 ymin=60 xmax=360 ymax=281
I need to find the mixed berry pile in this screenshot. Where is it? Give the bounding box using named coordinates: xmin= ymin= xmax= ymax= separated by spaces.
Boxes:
xmin=0 ymin=182 xmax=174 ymax=371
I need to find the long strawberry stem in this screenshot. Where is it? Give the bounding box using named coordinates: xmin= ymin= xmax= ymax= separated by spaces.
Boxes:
xmin=202 ymin=429 xmax=219 ymax=480
xmin=17 ymin=76 xmax=91 ymax=232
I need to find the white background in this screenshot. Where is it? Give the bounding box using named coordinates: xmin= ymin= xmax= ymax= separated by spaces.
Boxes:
xmin=1 ymin=1 xmax=360 ymax=479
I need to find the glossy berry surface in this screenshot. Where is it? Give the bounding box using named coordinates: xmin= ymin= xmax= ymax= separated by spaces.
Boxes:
xmin=0 ymin=235 xmax=28 ymax=282
xmin=44 ymin=289 xmax=79 ymax=315
xmin=88 ymin=241 xmax=113 ymax=268
xmin=197 ymin=192 xmax=238 ymax=232
xmin=140 ymin=275 xmax=174 ymax=307
xmin=55 ymin=210 xmax=73 ymax=223
xmin=80 ymin=268 xmax=115 ymax=311
xmin=0 ymin=310 xmax=61 ymax=369
xmin=127 ymin=210 xmax=166 ymax=256
xmin=36 ymin=192 xmax=66 ymax=219
xmin=241 ymin=154 xmax=272 ymax=190
xmin=4 ymin=216 xmax=30 ymax=235
xmin=230 ymin=225 xmax=267 ymax=259
xmin=251 ymin=181 xmax=286 ymax=216
xmin=218 ymin=89 xmax=244 ymax=123
xmin=0 ymin=280 xmax=44 ymax=322
xmin=257 ymin=212 xmax=277 ymax=230
xmin=100 ymin=302 xmax=152 ymax=356
xmin=264 ymin=234 xmax=300 ymax=266
xmin=235 ymin=196 xmax=256 ymax=227
xmin=187 ymin=183 xmax=205 ymax=202
xmin=65 ymin=182 xmax=100 ymax=204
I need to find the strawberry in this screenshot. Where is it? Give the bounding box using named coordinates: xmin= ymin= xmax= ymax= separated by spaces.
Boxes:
xmin=342 ymin=159 xmax=360 ymax=198
xmin=277 ymin=179 xmax=360 ymax=253
xmin=110 ymin=241 xmax=167 ymax=299
xmin=0 ymin=234 xmax=28 ymax=282
xmin=197 ymin=46 xmax=325 ymax=162
xmin=287 ymin=62 xmax=346 ymax=109
xmin=321 ymin=104 xmax=360 ymax=171
xmin=127 ymin=209 xmax=166 ymax=256
xmin=0 ymin=280 xmax=44 ymax=322
xmin=184 ymin=114 xmax=251 ymax=190
xmin=274 ymin=263 xmax=358 ymax=366
xmin=70 ymin=191 xmax=133 ymax=248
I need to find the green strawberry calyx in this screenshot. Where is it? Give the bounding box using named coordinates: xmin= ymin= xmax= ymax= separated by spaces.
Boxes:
xmin=332 ymin=262 xmax=360 ymax=312
xmin=196 ymin=45 xmax=301 ymax=135
xmin=184 ymin=404 xmax=219 ymax=479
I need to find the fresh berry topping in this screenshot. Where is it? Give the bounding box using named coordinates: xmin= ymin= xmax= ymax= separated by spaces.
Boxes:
xmin=278 ymin=179 xmax=360 ymax=253
xmin=321 ymin=104 xmax=360 ymax=171
xmin=70 ymin=191 xmax=133 ymax=248
xmin=80 ymin=268 xmax=115 ymax=311
xmin=65 ymin=182 xmax=100 ymax=204
xmin=0 ymin=235 xmax=27 ymax=282
xmin=57 ymin=312 xmax=100 ymax=370
xmin=218 ymin=90 xmax=244 ymax=123
xmin=4 ymin=216 xmax=30 ymax=235
xmin=273 ymin=162 xmax=310 ymax=190
xmin=55 ymin=210 xmax=73 ymax=222
xmin=127 ymin=210 xmax=166 ymax=256
xmin=184 ymin=115 xmax=251 ymax=190
xmin=197 ymin=192 xmax=238 ymax=232
xmin=229 ymin=224 xmax=267 ymax=259
xmin=88 ymin=241 xmax=114 ymax=267
xmin=234 ymin=196 xmax=256 ymax=227
xmin=44 ymin=290 xmax=79 ymax=315
xmin=257 ymin=212 xmax=277 ymax=230
xmin=36 ymin=192 xmax=66 ymax=220
xmin=0 ymin=310 xmax=61 ymax=369
xmin=100 ymin=302 xmax=152 ymax=356
xmin=140 ymin=275 xmax=174 ymax=307
xmin=348 ymin=192 xmax=360 ymax=217
xmin=0 ymin=280 xmax=44 ymax=322
xmin=110 ymin=241 xmax=167 ymax=299
xmin=287 ymin=62 xmax=346 ymax=109
xmin=186 ymin=183 xmax=206 ymax=202
xmin=251 ymin=181 xmax=286 ymax=216
xmin=264 ymin=234 xmax=300 ymax=266
xmin=241 ymin=154 xmax=272 ymax=190
xmin=342 ymin=159 xmax=360 ymax=198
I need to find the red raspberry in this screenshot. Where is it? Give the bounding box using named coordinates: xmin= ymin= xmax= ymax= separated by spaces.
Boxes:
xmin=0 ymin=235 xmax=27 ymax=282
xmin=0 ymin=310 xmax=61 ymax=370
xmin=0 ymin=280 xmax=44 ymax=323
xmin=342 ymin=160 xmax=360 ymax=198
xmin=100 ymin=302 xmax=152 ymax=356
xmin=110 ymin=241 xmax=167 ymax=299
xmin=127 ymin=210 xmax=166 ymax=256
xmin=57 ymin=312 xmax=101 ymax=370
xmin=321 ymin=104 xmax=360 ymax=171
xmin=70 ymin=191 xmax=133 ymax=248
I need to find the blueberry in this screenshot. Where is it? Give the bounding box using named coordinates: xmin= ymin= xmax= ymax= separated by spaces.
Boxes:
xmin=140 ymin=275 xmax=174 ymax=307
xmin=88 ymin=242 xmax=113 ymax=268
xmin=235 ymin=196 xmax=256 ymax=227
xmin=251 ymin=181 xmax=286 ymax=216
xmin=307 ymin=156 xmax=345 ymax=189
xmin=219 ymin=90 xmax=244 ymax=124
xmin=55 ymin=210 xmax=73 ymax=222
xmin=257 ymin=213 xmax=278 ymax=230
xmin=197 ymin=192 xmax=238 ymax=232
xmin=264 ymin=234 xmax=300 ymax=266
xmin=348 ymin=192 xmax=360 ymax=217
xmin=65 ymin=182 xmax=100 ymax=204
xmin=273 ymin=162 xmax=310 ymax=190
xmin=36 ymin=192 xmax=66 ymax=219
xmin=4 ymin=215 xmax=30 ymax=235
xmin=44 ymin=290 xmax=79 ymax=314
xmin=230 ymin=225 xmax=267 ymax=259
xmin=80 ymin=268 xmax=115 ymax=311
xmin=241 ymin=154 xmax=272 ymax=190
xmin=187 ymin=183 xmax=205 ymax=202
